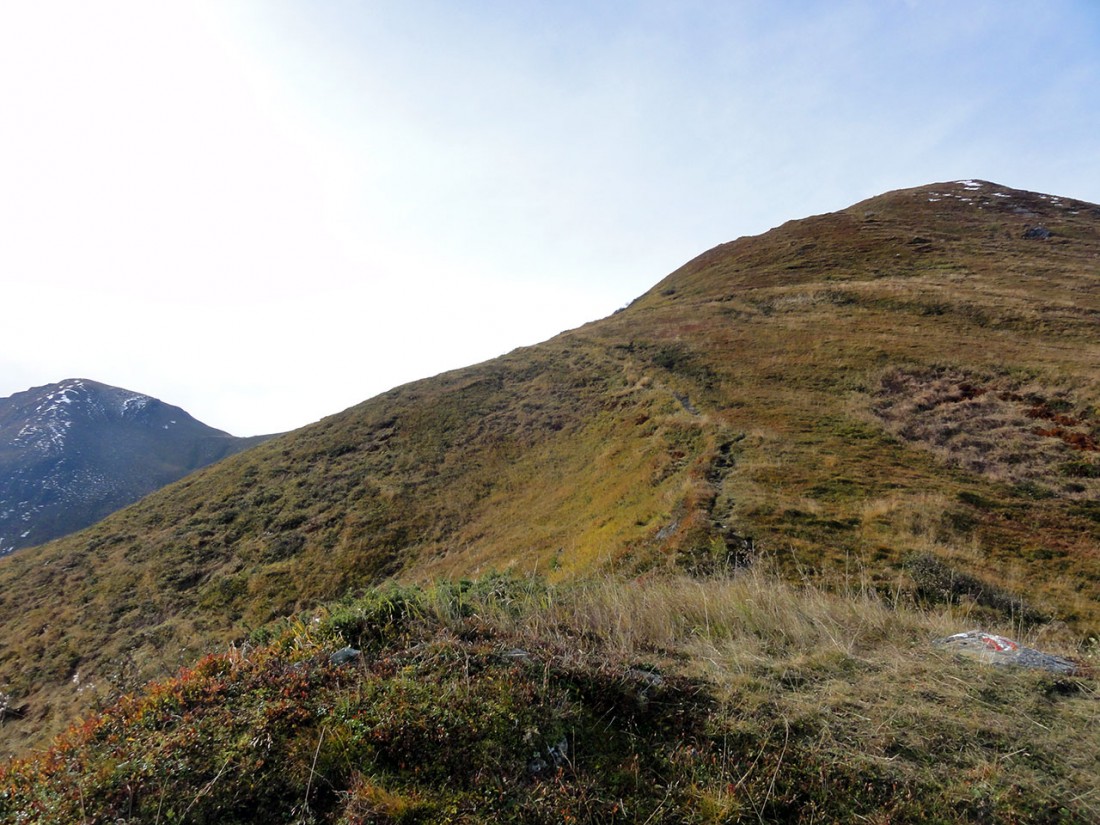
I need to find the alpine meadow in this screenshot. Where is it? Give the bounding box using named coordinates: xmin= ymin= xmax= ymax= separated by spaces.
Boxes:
xmin=0 ymin=181 xmax=1097 ymax=823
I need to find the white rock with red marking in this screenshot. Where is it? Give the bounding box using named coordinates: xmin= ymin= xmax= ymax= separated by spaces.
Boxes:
xmin=935 ymin=631 xmax=1077 ymax=674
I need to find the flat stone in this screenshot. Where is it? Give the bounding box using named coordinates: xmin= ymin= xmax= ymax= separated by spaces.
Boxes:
xmin=626 ymin=668 xmax=665 ymax=689
xmin=934 ymin=631 xmax=1077 ymax=674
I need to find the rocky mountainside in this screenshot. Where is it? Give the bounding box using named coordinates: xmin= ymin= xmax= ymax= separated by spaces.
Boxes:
xmin=0 ymin=378 xmax=270 ymax=554
xmin=0 ymin=180 xmax=1097 ymax=778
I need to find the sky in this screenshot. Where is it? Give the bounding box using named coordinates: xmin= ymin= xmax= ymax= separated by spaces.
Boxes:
xmin=1 ymin=1 xmax=1098 ymax=435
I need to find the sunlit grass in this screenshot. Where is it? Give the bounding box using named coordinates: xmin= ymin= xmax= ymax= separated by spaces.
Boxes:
xmin=0 ymin=180 xmax=1097 ymax=765
xmin=2 ymin=571 xmax=1095 ymax=823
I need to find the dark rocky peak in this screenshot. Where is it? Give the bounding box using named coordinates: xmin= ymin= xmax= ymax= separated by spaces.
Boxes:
xmin=0 ymin=379 xmax=267 ymax=555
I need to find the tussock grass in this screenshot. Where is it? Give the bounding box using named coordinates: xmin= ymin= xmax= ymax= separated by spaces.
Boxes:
xmin=489 ymin=567 xmax=943 ymax=661
xmin=871 ymin=366 xmax=1100 ymax=498
xmin=2 ymin=571 xmax=1095 ymax=823
xmin=2 ymin=179 xmax=1099 ymax=760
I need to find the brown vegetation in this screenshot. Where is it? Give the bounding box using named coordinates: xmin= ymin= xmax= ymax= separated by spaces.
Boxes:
xmin=0 ymin=180 xmax=1098 ymax=780
xmin=2 ymin=573 xmax=1096 ymax=823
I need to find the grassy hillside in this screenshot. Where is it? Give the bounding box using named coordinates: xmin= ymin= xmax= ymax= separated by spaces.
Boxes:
xmin=0 ymin=180 xmax=1097 ymax=772
xmin=2 ymin=572 xmax=1096 ymax=823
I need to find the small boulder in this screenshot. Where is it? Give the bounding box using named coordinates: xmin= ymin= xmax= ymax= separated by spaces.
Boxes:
xmin=626 ymin=668 xmax=664 ymax=690
xmin=328 ymin=646 xmax=361 ymax=667
xmin=527 ymin=737 xmax=569 ymax=777
xmin=934 ymin=631 xmax=1077 ymax=674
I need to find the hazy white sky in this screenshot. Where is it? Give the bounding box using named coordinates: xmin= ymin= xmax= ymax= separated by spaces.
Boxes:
xmin=2 ymin=1 xmax=1098 ymax=434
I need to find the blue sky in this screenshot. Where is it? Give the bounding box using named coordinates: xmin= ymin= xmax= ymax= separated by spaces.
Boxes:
xmin=2 ymin=1 xmax=1098 ymax=434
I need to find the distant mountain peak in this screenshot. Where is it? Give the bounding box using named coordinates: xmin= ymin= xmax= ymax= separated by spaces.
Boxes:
xmin=7 ymin=379 xmax=168 ymax=457
xmin=0 ymin=379 xmax=267 ymax=555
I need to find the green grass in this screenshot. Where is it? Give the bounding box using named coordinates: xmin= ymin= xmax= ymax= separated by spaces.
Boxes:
xmin=1 ymin=572 xmax=1095 ymax=823
xmin=1 ymin=179 xmax=1098 ymax=778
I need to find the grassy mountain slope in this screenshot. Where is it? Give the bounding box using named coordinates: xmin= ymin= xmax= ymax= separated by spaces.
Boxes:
xmin=0 ymin=180 xmax=1097 ymax=765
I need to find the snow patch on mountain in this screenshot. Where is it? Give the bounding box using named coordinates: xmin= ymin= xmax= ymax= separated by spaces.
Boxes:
xmin=8 ymin=379 xmax=161 ymax=455
xmin=0 ymin=378 xmax=268 ymax=554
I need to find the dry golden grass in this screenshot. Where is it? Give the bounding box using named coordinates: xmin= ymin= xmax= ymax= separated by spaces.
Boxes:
xmin=475 ymin=564 xmax=1077 ymax=671
xmin=871 ymin=366 xmax=1099 ymax=498
xmin=4 ymin=570 xmax=1097 ymax=822
xmin=481 ymin=570 xmax=1099 ymax=820
xmin=396 ymin=570 xmax=1100 ymax=820
xmin=1 ymin=180 xmax=1098 ymax=759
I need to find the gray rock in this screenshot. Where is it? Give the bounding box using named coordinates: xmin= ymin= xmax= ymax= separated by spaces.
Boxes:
xmin=547 ymin=737 xmax=569 ymax=768
xmin=626 ymin=668 xmax=665 ymax=689
xmin=328 ymin=646 xmax=361 ymax=667
xmin=934 ymin=631 xmax=1077 ymax=674
xmin=1011 ymin=646 xmax=1079 ymax=674
xmin=1023 ymin=226 xmax=1052 ymax=239
xmin=501 ymin=648 xmax=532 ymax=664
xmin=527 ymin=737 xmax=570 ymax=777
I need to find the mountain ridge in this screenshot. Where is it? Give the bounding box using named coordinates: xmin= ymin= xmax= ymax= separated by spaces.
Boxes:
xmin=0 ymin=378 xmax=271 ymax=554
xmin=0 ymin=179 xmax=1096 ymax=760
